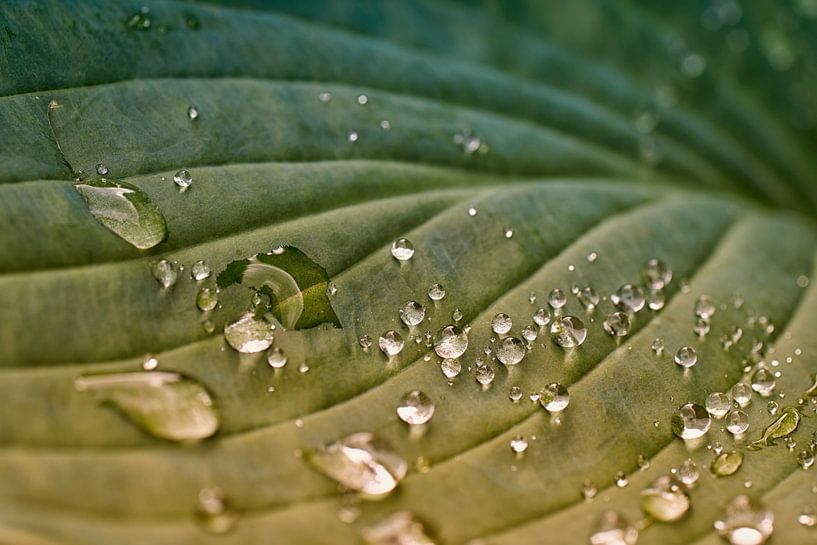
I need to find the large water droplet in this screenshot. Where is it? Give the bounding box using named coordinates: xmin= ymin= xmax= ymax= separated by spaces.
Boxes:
xmin=397 ymin=390 xmax=435 ymax=425
xmin=547 ymin=288 xmax=567 ymax=309
xmin=550 ymin=315 xmax=587 ymax=348
xmin=590 ymin=511 xmax=639 ymax=545
xmin=196 ymin=286 xmax=219 ymax=312
xmin=379 ymin=330 xmax=405 ymax=357
xmin=641 ymin=258 xmax=672 ymax=290
xmin=640 ymin=475 xmax=690 ymax=522
xmin=711 ymin=450 xmax=744 ymax=477
xmin=400 ymin=301 xmax=426 ymax=327
xmin=427 ymin=283 xmax=446 ymax=301
xmin=224 ymin=313 xmax=275 ymax=353
xmin=309 ymin=433 xmax=407 ymax=498
xmin=496 ymin=336 xmax=526 ymax=366
xmin=492 ymin=313 xmax=513 ymax=335
xmin=173 ymin=169 xmax=192 ymax=191
xmin=191 ymin=260 xmax=211 ymax=280
xmin=391 ymin=238 xmax=415 ymax=261
xmin=714 ymin=495 xmax=774 ymax=545
xmin=533 ymin=307 xmax=551 ymax=327
xmin=674 ymin=346 xmax=698 ymax=368
xmin=195 ymin=487 xmax=238 ymax=534
xmin=706 ymin=392 xmax=731 ymax=418
xmin=440 ymin=358 xmax=461 ymax=378
xmin=603 ymin=311 xmax=631 ymax=337
xmin=433 ymin=325 xmax=468 ymax=359
xmin=726 ymin=410 xmax=749 ymax=435
xmin=74 ymin=371 xmax=219 ymax=442
xmin=75 ymin=179 xmax=168 ymax=249
xmin=475 ymin=364 xmax=495 ymax=386
xmin=671 ymin=402 xmax=711 ymax=439
xmin=611 ymin=284 xmax=646 ymax=313
xmin=540 ymin=383 xmax=569 ymax=412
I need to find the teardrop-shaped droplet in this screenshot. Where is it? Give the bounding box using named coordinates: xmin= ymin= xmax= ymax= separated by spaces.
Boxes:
xmin=475 ymin=364 xmax=495 ymax=386
xmin=74 ymin=371 xmax=219 ymax=442
xmin=224 ymin=313 xmax=275 ymax=353
xmin=440 ymin=358 xmax=461 ymax=378
xmin=379 ymin=330 xmax=404 ymax=357
xmin=75 ymin=179 xmax=168 ymax=249
xmin=266 ymin=347 xmax=287 ymax=369
xmin=308 ymin=433 xmax=407 ymax=498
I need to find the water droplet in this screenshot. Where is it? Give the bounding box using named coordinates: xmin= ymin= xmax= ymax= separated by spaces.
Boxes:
xmin=362 ymin=512 xmax=435 ymax=545
xmin=173 ymin=169 xmax=192 ymax=191
xmin=379 ymin=330 xmax=404 ymax=357
xmin=74 ymin=371 xmax=219 ymax=442
xmin=693 ymin=318 xmax=711 ymax=338
xmin=75 ymin=179 xmax=168 ymax=249
xmin=400 ymin=301 xmax=426 ymax=327
xmin=521 ymin=324 xmax=538 ymax=342
xmin=714 ymin=495 xmax=774 ymax=545
xmin=266 ymin=347 xmax=287 ymax=369
xmin=766 ymin=401 xmax=779 ymax=415
xmin=491 ymin=313 xmax=513 ymax=335
xmin=309 ymin=433 xmax=407 ymax=498
xmin=590 ymin=511 xmax=638 ymax=545
xmin=533 ymin=307 xmax=551 ymax=327
xmin=191 ymin=260 xmax=210 ymax=280
xmin=640 ymin=475 xmax=690 ymax=522
xmin=475 ymin=364 xmax=495 ymax=386
xmin=674 ymin=346 xmax=698 ymax=368
xmin=195 ymin=487 xmax=237 ymax=534
xmin=95 ymin=163 xmax=109 ymax=177
xmin=379 ymin=119 xmax=391 ymax=131
xmin=496 ymin=337 xmax=526 ymax=366
xmin=646 ymin=289 xmax=666 ymax=310
xmin=798 ymin=506 xmax=817 ymax=527
xmin=550 ymin=315 xmax=587 ymax=348
xmin=468 ymin=207 xmax=478 ymax=217
xmin=611 ymin=284 xmax=646 ymax=313
xmin=751 ymin=367 xmax=776 ymax=397
xmin=732 ymin=383 xmax=753 ymax=407
xmin=651 ymin=338 xmax=665 ymax=355
xmin=603 ymin=311 xmax=632 ymax=337
xmin=509 ymin=386 xmax=523 ymax=402
xmin=142 ymin=354 xmax=158 ymax=371
xmin=671 ymin=402 xmax=711 ymax=439
xmin=440 ymin=358 xmax=461 ymax=378
xmin=151 ymin=259 xmax=178 ymax=288
xmin=427 ymin=283 xmax=446 ymax=301
xmin=510 ymin=435 xmax=528 ymax=454
xmin=678 ymin=459 xmax=700 ymax=486
xmin=187 ymin=105 xmax=199 ymax=120
xmin=796 ymin=450 xmax=814 ymax=470
xmin=391 ymin=238 xmax=415 ymax=261
xmin=318 ymin=92 xmax=332 ymax=102
xmin=504 ymin=227 xmax=514 ymax=239
xmin=587 ymin=251 xmax=599 ymax=263
xmin=547 ymin=288 xmax=567 ymax=309
xmin=452 ymin=308 xmax=463 ymax=322
xmin=202 ymin=320 xmax=215 ymax=333
xmin=196 ymin=286 xmax=219 ymax=312
xmin=347 ymin=131 xmax=359 ymax=143
xmin=641 ymin=258 xmax=672 ymax=290
xmin=706 ymin=392 xmax=732 ymax=418
xmin=539 ymin=383 xmax=569 ymax=413
xmin=615 ymin=471 xmax=629 ymax=487
xmin=711 ymin=450 xmax=744 ymax=478
xmin=726 ymin=410 xmax=749 ymax=435
xmin=357 ymin=94 xmax=368 ymax=105
xmin=582 ymin=481 xmax=598 ymax=500
xmin=577 ymin=286 xmax=600 ymax=310
xmin=695 ymin=296 xmax=717 ymax=319
xmin=125 ymin=6 xmax=151 ymax=30
xmin=397 ymin=390 xmax=434 ymax=425
xmin=224 ymin=313 xmax=275 ymax=353
xmin=327 ymin=281 xmax=338 ymax=296
xmin=359 ymin=334 xmax=373 ymax=350
xmin=433 ymin=325 xmax=468 ymax=359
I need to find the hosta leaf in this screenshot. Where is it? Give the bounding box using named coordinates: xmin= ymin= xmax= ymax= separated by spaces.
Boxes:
xmin=1 ymin=1 xmax=816 ymax=545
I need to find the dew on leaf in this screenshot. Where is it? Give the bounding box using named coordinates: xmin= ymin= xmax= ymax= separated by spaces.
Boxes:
xmin=391 ymin=238 xmax=415 ymax=261
xmin=603 ymin=311 xmax=631 ymax=337
xmin=714 ymin=495 xmax=774 ymax=545
xmin=173 ymin=169 xmax=192 ymax=191
xmin=187 ymin=105 xmax=199 ymax=120
xmin=651 ymin=338 xmax=665 ymax=355
xmin=706 ymin=392 xmax=732 ymax=418
xmin=611 ymin=283 xmax=646 ymax=313
xmin=646 ymin=289 xmax=666 ymax=310
xmin=196 ymin=286 xmax=219 ymax=312
xmin=427 ymin=283 xmax=446 ymax=301
xmin=732 ymin=383 xmax=753 ymax=407
xmin=397 ymin=390 xmax=435 ymax=425
xmin=641 ymin=258 xmax=672 ymax=290
xmin=640 ymin=475 xmax=690 ymax=522
xmin=695 ymin=295 xmax=717 ymax=319
xmin=577 ymin=286 xmax=600 ymax=310
xmin=540 ymin=383 xmax=569 ymax=413
xmin=195 ymin=487 xmax=238 ymax=534
xmin=266 ymin=347 xmax=287 ymax=369
xmin=440 ymin=358 xmax=461 ymax=379
xmin=726 ymin=410 xmax=749 ymax=435
xmin=400 ymin=301 xmax=426 ymax=327
xmin=191 ymin=260 xmax=211 ymax=280
xmin=433 ymin=325 xmax=468 ymax=359
xmin=674 ymin=346 xmax=698 ymax=368
xmin=151 ymin=259 xmax=178 ymax=289
xmin=362 ymin=511 xmax=435 ymax=545
xmin=475 ymin=364 xmax=495 ymax=386
xmin=224 ymin=313 xmax=275 ymax=353
xmin=533 ymin=307 xmax=551 ymax=327
xmin=550 ymin=315 xmax=587 ymax=348
xmin=711 ymin=450 xmax=744 ymax=477
xmin=678 ymin=459 xmax=700 ymax=486
xmin=491 ymin=313 xmax=513 ymax=335
xmin=589 ymin=511 xmax=638 ymax=545
xmin=751 ymin=367 xmax=776 ymax=397
xmin=496 ymin=336 xmax=526 ymax=366
xmin=379 ymin=330 xmax=404 ymax=357
xmin=671 ymin=402 xmax=711 ymax=440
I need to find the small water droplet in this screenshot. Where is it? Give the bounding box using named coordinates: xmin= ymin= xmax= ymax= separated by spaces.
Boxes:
xmin=427 ymin=283 xmax=446 ymax=301
xmin=379 ymin=330 xmax=404 ymax=357
xmin=202 ymin=319 xmax=215 ymax=333
xmin=615 ymin=471 xmax=629 ymax=487
xmin=714 ymin=495 xmax=774 ymax=545
xmin=550 ymin=315 xmax=587 ymax=348
xmin=348 ymin=130 xmax=359 ymax=143
xmin=590 ymin=511 xmax=638 ymax=545
xmin=362 ymin=512 xmax=434 ymax=545
xmin=475 ymin=364 xmax=495 ymax=386
xmin=651 ymin=338 xmax=665 ymax=355
xmin=751 ymin=367 xmax=776 ymax=397
xmin=695 ymin=295 xmax=717 ymax=319
xmin=510 ymin=435 xmax=528 ymax=454
xmin=509 ymin=386 xmax=523 ymax=402
xmin=440 ymin=358 xmax=461 ymax=378
xmin=452 ymin=308 xmax=463 ymax=322
xmin=309 ymin=433 xmax=407 ymax=498
xmin=468 ymin=207 xmax=478 ymax=217
xmin=357 ymin=94 xmax=368 ymax=105
xmin=142 ymin=354 xmax=158 ymax=370
xmin=496 ymin=337 xmax=526 ymax=366
xmin=190 ymin=260 xmax=210 ymax=280
xmin=521 ymin=324 xmax=538 ymax=342
xmin=491 ymin=313 xmax=513 ymax=335
xmin=224 ymin=313 xmax=275 ymax=353
xmin=641 ymin=258 xmax=672 ymax=290
xmin=359 ymin=334 xmax=373 ymax=350
xmin=611 ymin=284 xmax=645 ymax=313
xmin=577 ymin=286 xmax=600 ymax=310
xmin=539 ymin=383 xmax=569 ymax=413
xmin=318 ymin=92 xmax=332 ymax=102
xmin=433 ymin=325 xmax=468 ymax=359
xmin=504 ymin=226 xmax=514 ymax=239
xmin=646 ymin=289 xmax=666 ymax=310
xmin=796 ymin=450 xmax=814 ymax=470
xmin=798 ymin=506 xmax=817 ymax=527
xmin=674 ymin=346 xmax=698 ymax=368
xmin=640 ymin=475 xmax=690 ymax=522
xmin=266 ymin=347 xmax=287 ymax=369
xmin=196 ymin=286 xmax=219 ymax=312
xmin=726 ymin=410 xmax=750 ymax=435
xmin=187 ymin=105 xmax=199 ymax=120
xmin=173 ymin=169 xmax=192 ymax=191
xmin=379 ymin=119 xmax=391 ymax=131
xmin=582 ymin=481 xmax=598 ymax=500
xmin=678 ymin=459 xmax=700 ymax=486
xmin=732 ymin=383 xmax=753 ymax=407
xmin=547 ymin=288 xmax=567 ymax=309
xmin=400 ymin=301 xmax=426 ymax=326
xmin=671 ymin=402 xmax=711 ymax=440
xmin=151 ymin=259 xmax=178 ymax=289
xmin=533 ymin=307 xmax=551 ymax=327
xmin=397 ymin=390 xmax=434 ymax=425
xmin=603 ymin=311 xmax=632 ymax=337
xmin=706 ymin=392 xmax=731 ymax=418
xmin=195 ymin=487 xmax=238 ymax=534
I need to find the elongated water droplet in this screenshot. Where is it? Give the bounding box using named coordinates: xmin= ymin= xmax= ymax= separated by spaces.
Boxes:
xmin=640 ymin=475 xmax=690 ymax=522
xmin=714 ymin=495 xmax=774 ymax=545
xmin=433 ymin=325 xmax=468 ymax=359
xmin=379 ymin=330 xmax=404 ymax=357
xmin=75 ymin=179 xmax=168 ymax=249
xmin=362 ymin=512 xmax=435 ymax=545
xmin=224 ymin=313 xmax=275 ymax=353
xmin=400 ymin=301 xmax=426 ymax=326
xmin=492 ymin=313 xmax=513 ymax=335
xmin=397 ymin=390 xmax=434 ymax=425
xmin=391 ymin=238 xmax=415 ymax=261
xmin=603 ymin=311 xmax=631 ymax=337
xmin=74 ymin=371 xmax=219 ymax=442
xmin=440 ymin=358 xmax=461 ymax=378
xmin=674 ymin=346 xmax=698 ymax=368
xmin=590 ymin=511 xmax=638 ymax=545
xmin=611 ymin=284 xmax=645 ymax=313
xmin=196 ymin=286 xmax=219 ymax=312
xmin=706 ymin=392 xmax=731 ymax=418
xmin=496 ymin=337 xmax=526 ymax=365
xmin=671 ymin=402 xmax=711 ymax=439
xmin=195 ymin=487 xmax=237 ymax=534
xmin=641 ymin=258 xmax=672 ymax=290
xmin=151 ymin=259 xmax=178 ymax=288
xmin=173 ymin=169 xmax=192 ymax=191
xmin=550 ymin=315 xmax=587 ymax=348
xmin=427 ymin=283 xmax=446 ymax=301
xmin=711 ymin=450 xmax=744 ymax=477
xmin=309 ymin=433 xmax=407 ymax=498
xmin=540 ymin=383 xmax=569 ymax=412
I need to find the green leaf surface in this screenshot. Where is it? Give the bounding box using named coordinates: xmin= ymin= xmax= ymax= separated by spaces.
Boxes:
xmin=1 ymin=1 xmax=816 ymax=544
